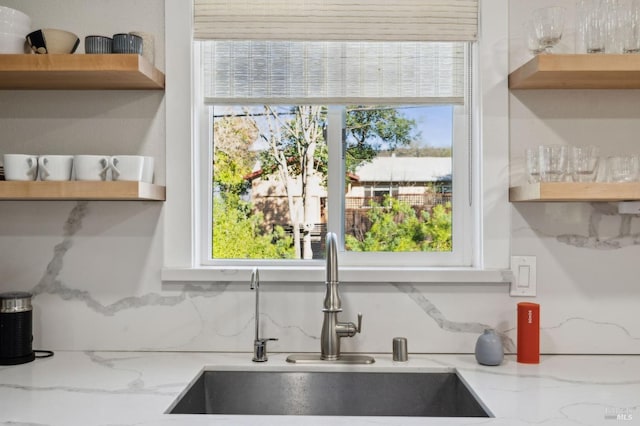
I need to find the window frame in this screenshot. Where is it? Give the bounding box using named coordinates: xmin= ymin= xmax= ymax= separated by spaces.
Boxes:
xmin=161 ymin=0 xmax=511 ymax=284
xmin=199 ymin=99 xmax=470 ymax=268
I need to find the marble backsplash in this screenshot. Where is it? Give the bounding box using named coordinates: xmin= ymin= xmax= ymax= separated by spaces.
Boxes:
xmin=1 ymin=199 xmax=639 ymax=355
xmin=1 ymin=0 xmax=640 ymax=355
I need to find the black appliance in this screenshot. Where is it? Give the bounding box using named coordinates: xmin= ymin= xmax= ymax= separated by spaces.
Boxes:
xmin=0 ymin=291 xmax=35 ymax=365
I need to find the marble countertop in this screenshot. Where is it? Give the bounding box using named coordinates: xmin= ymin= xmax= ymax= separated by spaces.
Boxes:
xmin=0 ymin=351 xmax=638 ymax=426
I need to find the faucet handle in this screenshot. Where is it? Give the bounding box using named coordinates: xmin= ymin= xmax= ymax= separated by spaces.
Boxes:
xmin=356 ymin=312 xmax=363 ymax=333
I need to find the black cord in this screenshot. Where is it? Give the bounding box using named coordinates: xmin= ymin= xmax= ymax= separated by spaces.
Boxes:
xmin=34 ymin=350 xmax=54 ymax=358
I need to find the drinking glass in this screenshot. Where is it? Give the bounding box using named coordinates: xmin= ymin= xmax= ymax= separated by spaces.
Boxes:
xmin=539 ymin=145 xmax=569 ymax=182
xmin=569 ymin=146 xmax=600 ymax=182
xmin=525 ymin=20 xmax=545 ymax=55
xmin=606 ymin=156 xmax=639 ymax=182
xmin=577 ymin=0 xmax=609 ymax=53
xmin=617 ymin=0 xmax=640 ymax=53
xmin=525 ymin=147 xmax=540 ymax=183
xmin=532 ymin=7 xmax=566 ymax=53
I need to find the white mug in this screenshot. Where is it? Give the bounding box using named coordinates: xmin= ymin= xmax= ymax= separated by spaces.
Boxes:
xmin=38 ymin=155 xmax=74 ymax=181
xmin=142 ymin=156 xmax=154 ymax=183
xmin=3 ymin=154 xmax=38 ymax=181
xmin=74 ymin=155 xmax=110 ymax=181
xmin=111 ymin=155 xmax=144 ymax=181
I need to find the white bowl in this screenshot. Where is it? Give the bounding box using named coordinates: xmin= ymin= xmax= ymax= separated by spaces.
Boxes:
xmin=0 ymin=6 xmax=30 ymax=26
xmin=0 ymin=19 xmax=31 ymax=36
xmin=0 ymin=32 xmax=27 ymax=53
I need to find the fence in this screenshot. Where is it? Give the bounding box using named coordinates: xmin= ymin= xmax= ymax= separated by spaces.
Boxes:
xmin=344 ymin=193 xmax=451 ymax=242
xmin=344 ymin=193 xmax=451 ymax=210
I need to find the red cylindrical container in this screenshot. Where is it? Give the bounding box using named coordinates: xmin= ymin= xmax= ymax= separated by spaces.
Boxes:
xmin=517 ymin=302 xmax=540 ymax=364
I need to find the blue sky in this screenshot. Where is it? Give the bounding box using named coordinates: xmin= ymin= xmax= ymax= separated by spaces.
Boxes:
xmin=214 ymin=105 xmax=454 ymax=150
xmin=399 ymin=105 xmax=453 ymax=148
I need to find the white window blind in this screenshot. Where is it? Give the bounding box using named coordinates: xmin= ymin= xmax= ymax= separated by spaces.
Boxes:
xmin=194 ymin=0 xmax=478 ymax=42
xmin=201 ymin=41 xmax=466 ymax=104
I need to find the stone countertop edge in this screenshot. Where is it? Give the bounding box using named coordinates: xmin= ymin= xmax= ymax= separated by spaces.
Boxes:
xmin=0 ymin=351 xmax=638 ymax=426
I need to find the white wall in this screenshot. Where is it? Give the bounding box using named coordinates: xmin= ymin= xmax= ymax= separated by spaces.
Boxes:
xmin=0 ymin=0 xmax=638 ymax=355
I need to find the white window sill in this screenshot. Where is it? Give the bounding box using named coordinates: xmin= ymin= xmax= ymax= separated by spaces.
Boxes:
xmin=161 ymin=266 xmax=512 ymax=284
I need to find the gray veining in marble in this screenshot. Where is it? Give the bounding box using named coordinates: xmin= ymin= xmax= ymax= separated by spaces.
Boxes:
xmin=545 ymin=317 xmax=640 ymax=341
xmin=392 ymin=283 xmax=516 ymax=351
xmin=29 ymin=202 xmax=230 ymax=316
xmin=31 ymin=201 xmax=88 ymax=299
xmin=263 ymin=312 xmax=319 ymax=340
xmin=0 ymin=382 xmax=175 ymax=396
xmin=557 ymin=203 xmax=640 ymax=250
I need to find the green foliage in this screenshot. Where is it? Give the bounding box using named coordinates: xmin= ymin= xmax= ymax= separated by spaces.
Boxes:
xmin=422 ymin=202 xmax=453 ymax=252
xmin=345 ymin=106 xmax=419 ymax=173
xmin=213 ymin=115 xmax=259 ymax=195
xmin=378 ymin=144 xmax=452 ymax=158
xmin=345 ymin=198 xmax=452 ymax=252
xmin=212 ymin=195 xmax=295 ymax=259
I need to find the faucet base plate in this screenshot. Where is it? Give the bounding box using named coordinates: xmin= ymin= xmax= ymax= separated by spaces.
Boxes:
xmin=286 ymin=354 xmax=375 ymax=364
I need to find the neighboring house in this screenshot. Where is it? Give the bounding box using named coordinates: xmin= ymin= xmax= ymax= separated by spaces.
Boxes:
xmin=346 ymin=156 xmax=452 ymax=210
xmin=245 ymin=156 xmax=452 ymax=228
xmin=245 ymin=168 xmax=326 ymax=228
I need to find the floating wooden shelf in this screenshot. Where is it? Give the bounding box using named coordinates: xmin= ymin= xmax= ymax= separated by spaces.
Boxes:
xmin=0 ymin=54 xmax=164 ymax=90
xmin=509 ymin=54 xmax=640 ymax=89
xmin=510 ymin=182 xmax=640 ymax=202
xmin=0 ymin=181 xmax=165 ymax=201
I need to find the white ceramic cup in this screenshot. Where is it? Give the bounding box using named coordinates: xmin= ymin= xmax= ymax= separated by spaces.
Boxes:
xmin=3 ymin=154 xmax=38 ymax=181
xmin=38 ymin=155 xmax=73 ymax=181
xmin=142 ymin=156 xmax=154 ymax=183
xmin=111 ymin=155 xmax=144 ymax=181
xmin=74 ymin=155 xmax=110 ymax=181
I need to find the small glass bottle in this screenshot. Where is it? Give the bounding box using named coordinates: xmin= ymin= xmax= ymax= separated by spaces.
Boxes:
xmin=475 ymin=329 xmax=504 ymax=366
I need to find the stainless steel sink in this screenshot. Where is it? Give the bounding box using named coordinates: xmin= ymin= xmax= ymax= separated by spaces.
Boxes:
xmin=167 ymin=369 xmax=491 ymax=417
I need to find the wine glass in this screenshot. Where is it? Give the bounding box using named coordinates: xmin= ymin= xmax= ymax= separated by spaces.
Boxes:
xmin=532 ymin=7 xmax=566 ymax=53
xmin=525 ymin=20 xmax=545 ymax=55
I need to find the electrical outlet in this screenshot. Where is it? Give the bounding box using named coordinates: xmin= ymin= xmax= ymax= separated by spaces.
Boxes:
xmin=510 ymin=256 xmax=536 ymax=297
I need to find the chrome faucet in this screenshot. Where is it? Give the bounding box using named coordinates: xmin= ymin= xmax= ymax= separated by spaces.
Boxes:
xmin=287 ymin=233 xmax=374 ymax=364
xmin=250 ymin=268 xmax=277 ymax=362
xmin=320 ymin=232 xmax=363 ymax=360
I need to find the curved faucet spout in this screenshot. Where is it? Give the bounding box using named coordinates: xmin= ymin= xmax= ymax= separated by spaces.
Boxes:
xmin=323 ymin=232 xmax=341 ymax=312
xmin=326 ymin=232 xmax=338 ymax=283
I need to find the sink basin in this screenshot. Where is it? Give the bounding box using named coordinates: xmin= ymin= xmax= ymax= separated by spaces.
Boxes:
xmin=168 ymin=369 xmax=491 ymax=417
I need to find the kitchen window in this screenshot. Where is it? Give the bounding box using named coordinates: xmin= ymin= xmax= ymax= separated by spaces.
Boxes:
xmin=161 ymin=0 xmax=510 ymax=283
xmin=196 ymin=40 xmax=471 ymax=268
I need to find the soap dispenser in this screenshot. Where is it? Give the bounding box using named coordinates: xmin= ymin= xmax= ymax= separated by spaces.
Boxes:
xmin=474 ymin=329 xmax=504 ymax=366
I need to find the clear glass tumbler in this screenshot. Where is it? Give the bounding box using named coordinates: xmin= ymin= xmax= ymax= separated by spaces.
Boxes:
xmin=607 ymin=155 xmax=639 ymax=182
xmin=570 ymin=145 xmax=600 ymax=182
xmin=525 ymin=147 xmax=541 ymax=183
xmin=617 ymin=0 xmax=640 ymax=53
xmin=539 ymin=145 xmax=569 ymax=182
xmin=577 ymin=0 xmax=609 ymax=53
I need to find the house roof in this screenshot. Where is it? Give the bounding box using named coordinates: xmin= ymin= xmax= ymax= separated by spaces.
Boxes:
xmin=353 ymin=156 xmax=452 ymax=183
xmin=244 ymin=156 xmax=452 ymax=183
